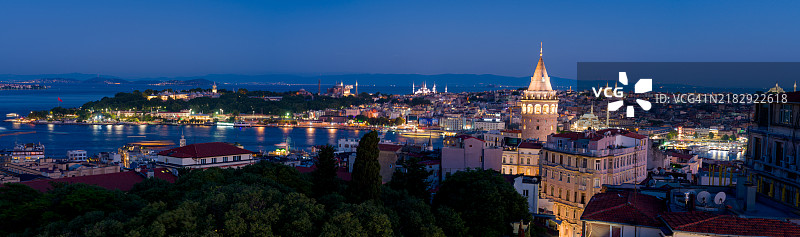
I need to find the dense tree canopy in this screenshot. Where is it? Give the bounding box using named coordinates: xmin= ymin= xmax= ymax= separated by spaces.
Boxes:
xmin=433 ymin=169 xmax=531 ymax=236
xmin=1 ymin=161 xmax=533 ymax=236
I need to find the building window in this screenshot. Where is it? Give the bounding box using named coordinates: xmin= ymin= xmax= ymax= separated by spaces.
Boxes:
xmin=595 ymin=160 xmax=601 ymax=170
xmin=234 ymin=155 xmax=242 ymax=161
xmin=212 ymin=158 xmax=217 ymax=163
xmin=200 ymin=159 xmax=207 ymax=164
xmin=594 ymin=178 xmax=600 ymax=187
xmin=223 ymin=157 xmax=228 ymax=162
xmin=523 ymin=189 xmax=529 ymax=197
xmin=780 ymin=104 xmax=793 ymax=125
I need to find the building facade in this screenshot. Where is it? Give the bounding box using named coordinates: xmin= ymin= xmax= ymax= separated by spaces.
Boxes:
xmin=521 ymin=45 xmax=559 ymax=142
xmin=746 ymin=92 xmax=800 ymax=209
xmin=502 ymin=142 xmax=542 ymax=176
xmin=156 ymin=142 xmax=254 ymax=169
xmin=441 ymin=135 xmax=502 ymax=179
xmin=540 ymin=129 xmax=649 ymax=237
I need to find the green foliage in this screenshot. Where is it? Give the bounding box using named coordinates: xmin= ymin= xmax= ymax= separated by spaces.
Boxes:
xmin=408 ymin=97 xmax=432 ymax=107
xmin=389 ymin=157 xmax=432 ymax=200
xmin=433 ymin=169 xmax=531 ymax=236
xmin=313 ymin=145 xmax=340 ymax=197
xmin=1 ymin=157 xmax=531 ymax=236
xmin=349 ymin=131 xmax=382 ymax=202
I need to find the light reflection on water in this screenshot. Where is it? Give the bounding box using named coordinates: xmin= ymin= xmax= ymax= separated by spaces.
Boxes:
xmin=0 ymin=121 xmax=443 ymax=158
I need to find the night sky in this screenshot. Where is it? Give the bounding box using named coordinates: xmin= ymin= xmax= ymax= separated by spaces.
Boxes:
xmin=1 ymin=1 xmax=798 ymax=80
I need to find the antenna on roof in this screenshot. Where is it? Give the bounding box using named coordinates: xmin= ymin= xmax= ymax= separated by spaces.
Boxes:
xmin=714 ymin=192 xmax=727 ymax=205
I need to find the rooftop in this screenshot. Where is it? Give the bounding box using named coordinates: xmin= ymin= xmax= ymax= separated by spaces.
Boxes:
xmin=22 ymin=168 xmax=177 ymax=192
xmin=157 ymin=142 xmax=253 ymax=158
xmin=662 ymin=211 xmax=800 ymax=237
xmin=581 ymin=191 xmax=666 ymax=227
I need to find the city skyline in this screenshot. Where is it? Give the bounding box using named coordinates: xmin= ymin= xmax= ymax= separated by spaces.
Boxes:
xmin=1 ymin=1 xmax=799 ymax=79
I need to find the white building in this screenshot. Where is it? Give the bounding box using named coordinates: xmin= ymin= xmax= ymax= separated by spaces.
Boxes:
xmin=67 ymin=150 xmax=88 ymax=161
xmin=473 ymin=119 xmax=506 ymax=131
xmin=337 ymin=138 xmax=359 ymax=152
xmin=156 ymin=142 xmax=254 ymax=169
xmin=509 ymin=175 xmax=542 ymax=214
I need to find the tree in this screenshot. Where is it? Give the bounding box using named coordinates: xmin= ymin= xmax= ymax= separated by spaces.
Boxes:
xmin=708 ymin=132 xmax=715 ymax=140
xmin=389 ymin=157 xmax=432 ymax=200
xmin=433 ymin=169 xmax=530 ymax=236
xmin=394 ymin=117 xmax=405 ymax=126
xmin=693 ymin=132 xmax=699 ymax=138
xmin=721 ymin=134 xmax=730 ymax=141
xmin=348 ymin=131 xmax=382 ymax=202
xmin=313 ymin=145 xmax=339 ymax=197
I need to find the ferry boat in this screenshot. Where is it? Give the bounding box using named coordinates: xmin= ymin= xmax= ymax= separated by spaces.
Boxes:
xmin=5 ymin=113 xmax=19 ymax=118
xmin=216 ymin=122 xmax=235 ymax=126
xmin=233 ymin=122 xmax=253 ymax=127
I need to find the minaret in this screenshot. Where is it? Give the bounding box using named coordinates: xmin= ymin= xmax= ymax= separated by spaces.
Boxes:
xmin=521 ymin=42 xmax=559 ymax=141
xmin=212 ymin=82 xmax=217 ymax=93
xmin=412 ymin=81 xmax=415 ymax=94
xmin=432 ymin=83 xmax=437 ymax=93
xmin=445 ymin=84 xmax=448 ymax=93
xmin=179 ymin=130 xmax=186 ymax=147
xmin=794 ymin=81 xmax=796 ymax=92
xmin=318 ymin=79 xmax=321 ymax=95
xmin=355 ymin=81 xmax=359 ymax=95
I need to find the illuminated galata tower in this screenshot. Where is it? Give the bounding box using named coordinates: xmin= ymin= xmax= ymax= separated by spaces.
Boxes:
xmin=521 ymin=43 xmax=558 ymax=141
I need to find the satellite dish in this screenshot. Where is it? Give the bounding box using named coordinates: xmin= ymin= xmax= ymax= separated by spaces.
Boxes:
xmin=714 ymin=192 xmax=727 ymax=205
xmin=697 ymin=191 xmax=711 ymax=205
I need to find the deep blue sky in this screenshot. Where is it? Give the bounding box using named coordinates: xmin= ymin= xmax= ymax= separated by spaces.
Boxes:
xmin=1 ymin=1 xmax=798 ymax=79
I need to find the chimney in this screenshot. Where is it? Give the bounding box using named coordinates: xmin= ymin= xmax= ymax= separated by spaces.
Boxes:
xmin=687 ymin=193 xmax=696 ymax=211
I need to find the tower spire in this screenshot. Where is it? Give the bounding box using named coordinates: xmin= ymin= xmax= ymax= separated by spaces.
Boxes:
xmin=539 ymin=42 xmax=543 ymax=57
xmin=527 ymin=42 xmax=552 ymax=91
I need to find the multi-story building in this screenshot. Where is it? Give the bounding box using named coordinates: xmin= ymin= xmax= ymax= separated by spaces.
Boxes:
xmin=66 ymin=150 xmax=88 ymax=161
xmin=502 ymin=142 xmax=542 ymax=176
xmin=472 ymin=118 xmax=506 ymax=131
xmin=155 ymin=142 xmax=254 ymax=169
xmin=746 ymin=92 xmax=800 ymax=209
xmin=9 ymin=143 xmax=45 ymax=162
xmin=484 ymin=130 xmax=522 ymax=147
xmin=441 ymin=135 xmax=502 ymax=179
xmin=440 ymin=117 xmax=466 ymax=131
xmin=540 ymin=129 xmax=649 ymax=237
xmin=520 ymin=45 xmax=558 ymax=142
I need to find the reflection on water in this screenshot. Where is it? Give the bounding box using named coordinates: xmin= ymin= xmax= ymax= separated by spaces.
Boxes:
xmin=0 ymin=122 xmax=443 ymax=158
xmin=698 ymin=150 xmax=745 ymax=161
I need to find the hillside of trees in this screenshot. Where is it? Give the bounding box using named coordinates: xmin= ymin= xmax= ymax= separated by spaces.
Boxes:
xmin=0 ymin=132 xmax=533 ymax=236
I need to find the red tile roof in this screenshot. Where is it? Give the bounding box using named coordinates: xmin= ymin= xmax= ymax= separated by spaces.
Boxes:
xmin=157 ymin=142 xmax=253 ymax=158
xmin=662 ymin=211 xmax=800 ymax=236
xmin=581 ymin=191 xmax=666 ymax=227
xmin=378 ymin=144 xmax=403 ymax=152
xmin=21 ymin=168 xmax=177 ymax=192
xmin=453 ymin=134 xmax=485 ymax=142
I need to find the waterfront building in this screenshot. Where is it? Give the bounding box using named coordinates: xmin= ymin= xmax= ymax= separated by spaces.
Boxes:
xmin=66 ymin=150 xmax=88 ymax=161
xmin=540 ymin=129 xmax=649 ymax=237
xmin=9 ymin=143 xmax=45 ymax=162
xmin=441 ymin=135 xmax=502 ymax=179
xmin=439 ymin=117 xmax=466 ymax=131
xmin=520 ymin=44 xmax=559 ymax=141
xmin=155 ymin=142 xmax=255 ymax=169
xmin=746 ymin=92 xmax=800 ymax=209
xmin=337 ymin=138 xmax=359 ymax=152
xmin=5 ymin=158 xmax=119 ymax=179
xmin=472 ymin=118 xmax=506 ymax=131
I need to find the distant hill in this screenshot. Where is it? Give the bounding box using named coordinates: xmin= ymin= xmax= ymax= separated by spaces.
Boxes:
xmin=83 ymin=77 xmax=130 ymax=84
xmin=0 ymin=73 xmax=576 ymax=88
